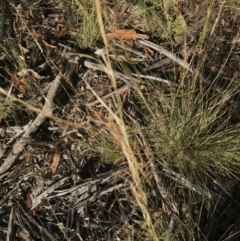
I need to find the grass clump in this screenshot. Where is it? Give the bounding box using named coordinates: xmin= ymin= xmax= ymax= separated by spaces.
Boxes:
xmin=66 ymin=0 xmax=100 ymax=48
xmin=123 ymin=72 xmax=240 ymax=239
xmin=144 ymin=21 xmax=240 ymax=188
xmin=131 ymin=0 xmax=187 ymax=39
xmin=143 ymin=79 xmax=240 ymax=173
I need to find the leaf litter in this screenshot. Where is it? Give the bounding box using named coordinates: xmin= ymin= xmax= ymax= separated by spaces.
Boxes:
xmin=0 ymin=0 xmax=240 ymax=240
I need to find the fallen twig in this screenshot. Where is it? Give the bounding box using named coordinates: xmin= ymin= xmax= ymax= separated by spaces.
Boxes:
xmin=31 ymin=170 xmax=122 ymax=210
xmin=7 ymin=205 xmax=13 ymax=240
xmin=137 ymin=39 xmax=194 ymax=73
xmin=0 ymin=73 xmax=62 ymax=175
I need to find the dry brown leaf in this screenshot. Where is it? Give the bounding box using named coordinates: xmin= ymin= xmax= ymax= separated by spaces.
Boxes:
xmin=6 ymin=69 xmax=26 ymax=94
xmin=26 ymin=192 xmax=32 ymax=209
xmin=50 ymin=152 xmax=60 ymax=175
xmin=0 ymin=126 xmax=6 ymax=137
xmin=106 ymin=29 xmax=137 ymax=41
xmin=43 ymin=40 xmax=57 ymax=49
xmin=50 ymin=147 xmax=61 ymax=175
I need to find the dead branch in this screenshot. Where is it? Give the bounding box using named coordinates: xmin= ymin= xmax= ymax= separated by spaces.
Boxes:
xmin=0 ymin=73 xmax=62 ymax=175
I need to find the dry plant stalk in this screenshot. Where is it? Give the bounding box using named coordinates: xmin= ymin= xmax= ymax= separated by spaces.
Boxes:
xmin=94 ymin=1 xmax=157 ymax=239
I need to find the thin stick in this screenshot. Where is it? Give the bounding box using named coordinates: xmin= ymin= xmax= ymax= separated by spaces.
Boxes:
xmin=138 ymin=39 xmax=194 ymax=73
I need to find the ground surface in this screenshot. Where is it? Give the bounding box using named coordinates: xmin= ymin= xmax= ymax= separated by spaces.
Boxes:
xmin=0 ymin=0 xmax=240 ymax=241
